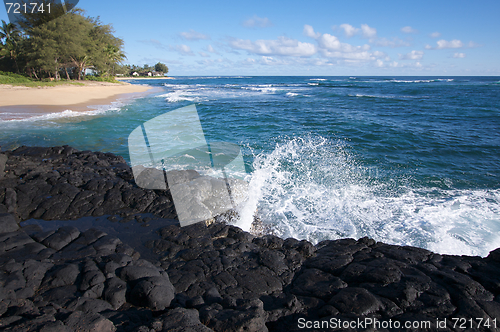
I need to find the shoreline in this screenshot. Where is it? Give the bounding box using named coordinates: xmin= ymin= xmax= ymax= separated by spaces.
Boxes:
xmin=0 ymin=81 xmax=154 ymax=121
xmin=116 ymin=76 xmax=175 ymax=80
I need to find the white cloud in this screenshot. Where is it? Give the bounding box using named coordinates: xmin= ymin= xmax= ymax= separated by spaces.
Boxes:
xmin=320 ymin=50 xmax=379 ymax=61
xmin=199 ymin=52 xmax=210 ymax=57
xmin=399 ymin=50 xmax=424 ymax=60
xmin=339 ymin=24 xmax=359 ymax=38
xmin=240 ymin=58 xmax=257 ymax=66
xmin=318 ymin=33 xmax=369 ymax=53
xmin=361 ymin=24 xmax=377 ymax=38
xmin=180 ymin=29 xmax=210 ymax=41
xmin=171 ymin=44 xmax=195 ymax=56
xmin=243 ymin=15 xmax=273 ymax=28
xmin=260 ymin=56 xmax=283 ymax=65
xmin=371 ymin=37 xmax=411 ymax=48
xmin=401 ymin=26 xmax=417 ymax=33
xmin=427 ymin=39 xmax=480 ymax=50
xmin=302 ymin=25 xmax=389 ymax=63
xmin=430 ymin=32 xmax=441 ymax=38
xmin=453 ymin=52 xmax=466 ymax=58
xmin=229 ymin=36 xmax=316 ymax=57
xmin=372 ymin=50 xmax=387 ymax=58
xmin=303 ymin=25 xmax=320 ymax=39
xmin=426 ymin=39 xmax=467 ymax=50
xmin=375 ymin=59 xmax=426 ymax=70
xmin=206 ymin=45 xmax=219 ymax=55
xmin=436 ymin=39 xmax=463 ymax=49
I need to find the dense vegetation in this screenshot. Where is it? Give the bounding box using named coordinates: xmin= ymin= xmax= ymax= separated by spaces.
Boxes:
xmin=0 ymin=2 xmax=168 ymax=81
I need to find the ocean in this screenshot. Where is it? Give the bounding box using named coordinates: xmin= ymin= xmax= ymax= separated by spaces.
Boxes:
xmin=1 ymin=76 xmax=499 ymax=257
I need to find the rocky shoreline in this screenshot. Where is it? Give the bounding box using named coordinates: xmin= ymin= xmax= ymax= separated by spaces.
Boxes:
xmin=1 ymin=146 xmax=499 ymax=331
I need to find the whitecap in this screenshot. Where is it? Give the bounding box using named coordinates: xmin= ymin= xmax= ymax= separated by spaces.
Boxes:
xmin=235 ymin=136 xmax=500 ymax=257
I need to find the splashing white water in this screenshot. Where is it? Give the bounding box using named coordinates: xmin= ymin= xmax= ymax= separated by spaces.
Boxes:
xmin=0 ymin=103 xmax=124 ymax=123
xmin=235 ymin=137 xmax=500 ymax=257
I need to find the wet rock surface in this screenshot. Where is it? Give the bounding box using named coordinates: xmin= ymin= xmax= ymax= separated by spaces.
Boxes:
xmin=0 ymin=146 xmax=499 ymax=331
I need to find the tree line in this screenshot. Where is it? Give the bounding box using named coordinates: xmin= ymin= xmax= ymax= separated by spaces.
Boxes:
xmin=120 ymin=63 xmax=169 ymax=77
xmin=0 ymin=2 xmax=167 ymax=80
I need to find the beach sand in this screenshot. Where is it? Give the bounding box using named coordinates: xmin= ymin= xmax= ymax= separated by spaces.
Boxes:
xmin=0 ymin=81 xmax=153 ymax=121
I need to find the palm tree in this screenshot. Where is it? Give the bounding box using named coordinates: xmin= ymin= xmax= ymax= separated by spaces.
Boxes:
xmin=0 ymin=20 xmax=20 ymax=43
xmin=104 ymin=44 xmax=126 ymax=76
xmin=0 ymin=20 xmax=22 ymax=72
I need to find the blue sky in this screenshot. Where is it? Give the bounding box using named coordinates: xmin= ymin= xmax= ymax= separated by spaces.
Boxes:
xmin=2 ymin=0 xmax=500 ymax=76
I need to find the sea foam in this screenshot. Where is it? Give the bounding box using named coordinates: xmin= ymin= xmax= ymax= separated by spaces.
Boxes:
xmin=235 ymin=136 xmax=500 ymax=257
xmin=0 ymin=103 xmax=123 ymax=123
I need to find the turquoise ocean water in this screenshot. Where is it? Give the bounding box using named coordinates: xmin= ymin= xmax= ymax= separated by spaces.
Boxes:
xmin=1 ymin=76 xmax=499 ymax=256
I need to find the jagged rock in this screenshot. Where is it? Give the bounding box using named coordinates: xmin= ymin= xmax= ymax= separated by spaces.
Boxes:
xmin=487 ymin=248 xmax=500 ymax=262
xmin=0 ymin=154 xmax=7 ymax=179
xmin=43 ymin=263 xmax=80 ymax=288
xmin=42 ymin=285 xmax=80 ymax=307
xmin=103 ymin=277 xmax=127 ymax=309
xmin=118 ymin=266 xmax=161 ymax=284
xmin=328 ymin=287 xmax=383 ymax=315
xmin=42 ymin=226 xmax=80 ymax=251
xmin=204 ymin=287 xmax=223 ymax=305
xmin=0 ymin=213 xmax=18 ymax=233
xmin=291 ymin=268 xmax=347 ymax=299
xmin=130 ymin=276 xmax=176 ymax=310
xmin=79 ymin=268 xmax=106 ymax=292
xmin=200 ymin=299 xmax=268 ymax=332
xmin=64 ymin=311 xmax=116 ymax=332
xmin=4 ymin=188 xmax=16 ymax=214
xmin=154 ymin=307 xmax=213 ymax=332
xmin=67 ymin=298 xmax=114 ymax=314
xmin=40 ymin=321 xmax=71 ymax=332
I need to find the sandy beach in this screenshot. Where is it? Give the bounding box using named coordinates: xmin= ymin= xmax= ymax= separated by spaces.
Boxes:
xmin=0 ymin=81 xmax=152 ymax=107
xmin=0 ymin=81 xmax=153 ymax=121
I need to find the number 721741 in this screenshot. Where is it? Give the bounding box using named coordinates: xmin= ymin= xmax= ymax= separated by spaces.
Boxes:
xmin=5 ymin=2 xmax=51 ymax=14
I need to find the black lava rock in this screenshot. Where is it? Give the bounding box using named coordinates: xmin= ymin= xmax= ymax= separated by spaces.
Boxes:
xmin=0 ymin=146 xmax=499 ymax=332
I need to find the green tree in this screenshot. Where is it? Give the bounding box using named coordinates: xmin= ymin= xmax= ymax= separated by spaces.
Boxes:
xmin=154 ymin=62 xmax=168 ymax=75
xmin=23 ymin=9 xmax=124 ymax=80
xmin=0 ymin=7 xmax=126 ymax=80
xmin=87 ymin=19 xmax=124 ymax=77
xmin=25 ymin=10 xmax=91 ymax=79
xmin=0 ymin=20 xmax=23 ymax=73
xmin=142 ymin=64 xmax=153 ymax=73
xmin=103 ymin=44 xmax=126 ymax=76
xmin=16 ymin=0 xmax=67 ymax=31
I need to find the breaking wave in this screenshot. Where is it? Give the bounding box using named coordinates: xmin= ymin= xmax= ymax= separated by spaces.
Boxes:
xmin=235 ymin=136 xmax=500 ymax=257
